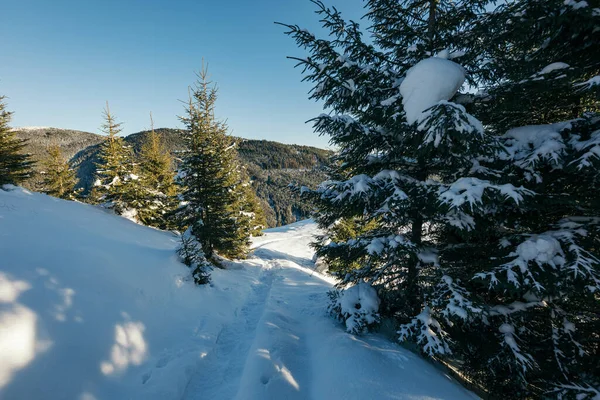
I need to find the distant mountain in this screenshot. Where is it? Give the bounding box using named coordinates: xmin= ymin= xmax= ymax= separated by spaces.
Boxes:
xmin=13 ymin=127 xmax=332 ymax=227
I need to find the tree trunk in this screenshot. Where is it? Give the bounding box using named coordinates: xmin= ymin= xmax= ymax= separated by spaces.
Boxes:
xmin=428 ymin=0 xmax=438 ymax=53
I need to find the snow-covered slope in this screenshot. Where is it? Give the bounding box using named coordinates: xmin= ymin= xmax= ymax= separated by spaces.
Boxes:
xmin=0 ymin=186 xmax=475 ymax=399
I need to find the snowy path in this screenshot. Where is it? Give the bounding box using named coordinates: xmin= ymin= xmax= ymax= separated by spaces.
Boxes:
xmin=182 ymin=220 xmax=476 ymax=400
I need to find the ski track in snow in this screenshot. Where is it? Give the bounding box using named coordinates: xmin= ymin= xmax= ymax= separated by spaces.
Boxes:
xmin=182 ymin=265 xmax=276 ymax=399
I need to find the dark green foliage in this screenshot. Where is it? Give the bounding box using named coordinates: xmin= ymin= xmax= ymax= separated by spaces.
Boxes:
xmin=284 ymin=0 xmax=600 ymax=397
xmin=176 ymin=68 xmax=255 ymax=260
xmin=0 ymin=96 xmax=34 ymax=186
xmin=40 ymin=144 xmax=79 ymax=199
xmin=91 ymin=103 xmax=142 ymax=216
xmin=458 ymin=1 xmax=600 ymax=396
xmin=136 ymin=116 xmax=179 ymax=229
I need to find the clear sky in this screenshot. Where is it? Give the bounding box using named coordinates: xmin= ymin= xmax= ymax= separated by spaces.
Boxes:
xmin=1 ymin=0 xmax=365 ymax=149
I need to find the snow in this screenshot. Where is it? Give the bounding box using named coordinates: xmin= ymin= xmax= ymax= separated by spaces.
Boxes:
xmin=335 ymin=281 xmax=380 ymax=333
xmin=400 ymin=57 xmax=466 ymax=124
xmin=0 ymin=186 xmax=475 ymax=399
xmin=439 ymin=177 xmax=530 ymax=209
xmin=564 ymin=0 xmax=588 ymax=9
xmin=515 ymin=235 xmax=564 ymax=266
xmin=11 ymin=126 xmax=53 ymax=131
xmin=502 ymin=122 xmax=571 ymax=169
xmin=577 ymin=75 xmax=600 ymax=89
xmin=538 ymin=62 xmax=570 ymax=75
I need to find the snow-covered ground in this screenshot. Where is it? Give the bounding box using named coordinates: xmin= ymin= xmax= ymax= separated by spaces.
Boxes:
xmin=0 ymin=186 xmax=475 ymax=399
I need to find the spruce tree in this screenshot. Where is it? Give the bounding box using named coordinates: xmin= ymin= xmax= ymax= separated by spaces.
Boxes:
xmin=455 ymin=1 xmax=600 ymax=396
xmin=136 ymin=113 xmax=178 ymax=229
xmin=282 ymin=0 xmax=548 ymax=389
xmin=239 ymin=167 xmax=267 ymax=237
xmin=40 ymin=144 xmax=79 ymax=199
xmin=285 ymin=0 xmax=599 ymax=397
xmin=283 ymin=0 xmax=517 ymax=339
xmin=0 ymin=96 xmax=33 ymax=186
xmin=92 ymin=102 xmax=141 ymax=218
xmin=176 ymin=67 xmax=255 ymax=260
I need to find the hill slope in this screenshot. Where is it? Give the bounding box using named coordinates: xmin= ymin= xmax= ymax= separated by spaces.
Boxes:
xmin=13 ymin=127 xmax=331 ymax=227
xmin=0 ymin=186 xmax=475 ymax=400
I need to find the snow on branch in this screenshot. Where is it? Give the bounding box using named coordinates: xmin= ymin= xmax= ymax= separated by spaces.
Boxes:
xmin=503 ymin=123 xmax=570 ymax=170
xmin=364 ymin=234 xmax=413 ymax=256
xmin=316 ymin=170 xmax=409 ymax=207
xmin=439 ymin=177 xmax=532 ymax=211
xmin=476 ymin=220 xmax=600 ymax=293
xmin=398 ymin=306 xmax=452 ymax=356
xmin=570 ymin=127 xmax=600 ymax=169
xmin=498 ymin=323 xmax=537 ymax=373
xmin=551 ymin=382 xmax=600 ymax=400
xmin=416 ymin=101 xmax=484 ymax=148
xmin=312 ymin=113 xmax=372 ymax=137
xmin=328 ymin=281 xmax=381 ymax=334
xmin=437 ymin=275 xmax=482 ymax=321
xmin=575 ymin=75 xmax=600 ymax=90
xmin=503 ymin=119 xmax=600 ymax=174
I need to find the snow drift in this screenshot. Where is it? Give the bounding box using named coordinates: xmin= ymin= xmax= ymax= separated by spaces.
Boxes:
xmin=0 ymin=186 xmax=259 ymax=399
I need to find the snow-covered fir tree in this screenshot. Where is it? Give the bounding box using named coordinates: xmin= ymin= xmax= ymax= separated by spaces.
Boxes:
xmin=458 ymin=0 xmax=600 ymax=396
xmin=91 ymin=102 xmax=142 ymax=218
xmin=40 ymin=144 xmax=79 ymax=199
xmin=175 ymin=67 xmax=258 ymax=261
xmin=177 ymin=226 xmax=212 ymax=285
xmin=285 ymin=0 xmax=599 ymax=397
xmin=136 ymin=113 xmax=179 ymax=229
xmin=0 ymin=96 xmax=33 ymax=186
xmin=284 ymin=0 xmax=521 ymax=348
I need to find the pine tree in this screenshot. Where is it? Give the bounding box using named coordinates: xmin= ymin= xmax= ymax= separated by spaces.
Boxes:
xmin=285 ymin=0 xmax=599 ymax=397
xmin=0 ymin=96 xmax=33 ymax=186
xmin=455 ymin=1 xmax=600 ymax=396
xmin=282 ymin=0 xmax=539 ymax=389
xmin=239 ymin=167 xmax=267 ymax=237
xmin=176 ymin=66 xmax=256 ymax=261
xmin=136 ymin=113 xmax=178 ymax=229
xmin=91 ymin=102 xmax=141 ymax=218
xmin=40 ymin=144 xmax=79 ymax=199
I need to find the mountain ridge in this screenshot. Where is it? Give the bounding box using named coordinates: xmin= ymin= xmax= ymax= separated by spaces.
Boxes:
xmin=13 ymin=127 xmax=331 ymax=227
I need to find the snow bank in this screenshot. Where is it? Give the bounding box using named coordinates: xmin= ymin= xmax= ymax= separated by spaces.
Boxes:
xmin=400 ymin=57 xmax=466 ymax=124
xmin=0 ymin=186 xmax=261 ymax=400
xmin=329 ymin=281 xmax=380 ymax=334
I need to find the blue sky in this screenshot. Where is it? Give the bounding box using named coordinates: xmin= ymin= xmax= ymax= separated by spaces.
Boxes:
xmin=1 ymin=0 xmax=365 ymax=148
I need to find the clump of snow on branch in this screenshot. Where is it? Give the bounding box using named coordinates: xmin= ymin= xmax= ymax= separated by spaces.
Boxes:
xmin=416 ymin=101 xmax=484 ymax=147
xmin=328 ymin=281 xmax=380 ymax=334
xmin=400 ymin=57 xmax=466 ymax=124
xmin=503 ymin=123 xmax=571 ymax=169
xmin=439 ymin=177 xmax=532 ymax=210
xmin=398 ymin=306 xmax=452 ymax=356
xmin=537 ymin=62 xmax=570 ymax=75
xmin=476 ymin=221 xmax=600 ymax=293
xmin=498 ymin=323 xmax=536 ymax=373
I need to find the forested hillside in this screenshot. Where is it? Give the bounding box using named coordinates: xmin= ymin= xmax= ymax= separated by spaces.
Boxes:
xmin=13 ymin=127 xmax=331 ymax=227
